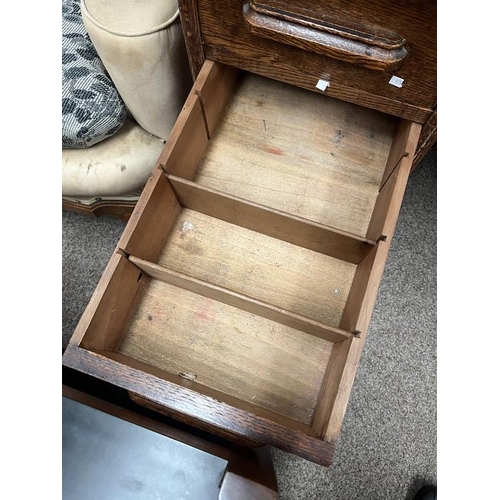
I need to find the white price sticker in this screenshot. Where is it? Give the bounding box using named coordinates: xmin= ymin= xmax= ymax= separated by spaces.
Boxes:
xmin=316 ymin=79 xmax=330 ymax=91
xmin=389 ymin=76 xmax=404 ymax=88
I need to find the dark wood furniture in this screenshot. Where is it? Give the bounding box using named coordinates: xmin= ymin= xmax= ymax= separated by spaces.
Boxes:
xmin=63 ymin=0 xmax=436 ymax=466
xmin=180 ymin=0 xmax=437 ymax=168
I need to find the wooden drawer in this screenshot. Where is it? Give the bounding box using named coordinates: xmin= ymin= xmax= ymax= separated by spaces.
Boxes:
xmin=182 ymin=0 xmax=437 ymax=123
xmin=63 ymin=60 xmax=421 ymax=466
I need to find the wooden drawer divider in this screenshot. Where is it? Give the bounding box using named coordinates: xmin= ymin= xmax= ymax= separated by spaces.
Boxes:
xmin=128 ymin=255 xmax=355 ymax=344
xmin=64 ymin=58 xmax=424 ymax=465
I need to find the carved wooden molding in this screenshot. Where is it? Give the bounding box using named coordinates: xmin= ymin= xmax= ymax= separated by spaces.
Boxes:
xmin=243 ymin=1 xmax=408 ymax=72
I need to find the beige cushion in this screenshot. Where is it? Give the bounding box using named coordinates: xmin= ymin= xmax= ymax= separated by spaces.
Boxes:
xmin=81 ymin=0 xmax=191 ymax=140
xmin=80 ymin=0 xmax=179 ymax=35
xmin=62 ymin=119 xmax=164 ymax=197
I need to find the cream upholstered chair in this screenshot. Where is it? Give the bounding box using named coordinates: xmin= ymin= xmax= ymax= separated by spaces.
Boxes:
xmin=62 ymin=0 xmax=191 ymax=219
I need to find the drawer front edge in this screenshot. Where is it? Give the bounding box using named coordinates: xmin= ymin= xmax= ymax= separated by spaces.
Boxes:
xmin=62 ymin=345 xmax=336 ymax=466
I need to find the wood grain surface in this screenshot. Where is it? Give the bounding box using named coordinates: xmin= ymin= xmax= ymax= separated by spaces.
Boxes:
xmin=251 ymin=0 xmax=406 ymax=49
xmin=75 ymin=254 xmax=147 ymax=352
xmin=367 ymin=122 xmax=421 ymax=241
xmin=117 ymin=278 xmax=334 ymax=424
xmin=168 ymin=175 xmax=375 ymax=264
xmin=195 ymin=72 xmax=396 ymax=237
xmin=157 ymin=92 xmax=208 ymax=181
xmin=187 ymin=0 xmax=436 ymax=122
xmin=129 ymin=256 xmax=355 ymax=343
xmin=192 ymin=61 xmax=239 ymax=138
xmin=129 ymin=392 xmax=265 ymax=448
xmin=243 ymin=3 xmax=408 ymax=72
xmin=380 ymin=120 xmax=417 ymax=188
xmin=157 ymin=209 xmax=356 ymax=328
xmin=413 ymin=108 xmax=437 ymax=169
xmin=312 ymin=121 xmax=420 ymax=438
xmin=118 ymin=168 xmax=181 ymax=262
xmin=178 ymin=0 xmax=205 ymax=79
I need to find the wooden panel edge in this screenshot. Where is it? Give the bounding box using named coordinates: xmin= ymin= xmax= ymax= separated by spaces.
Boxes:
xmin=66 ymin=252 xmax=124 ymax=347
xmin=168 ymin=175 xmax=374 ymax=264
xmin=129 ymin=255 xmax=354 ymax=343
xmin=156 ymin=93 xmax=208 ymax=181
xmin=366 ymin=121 xmax=422 ymax=241
xmin=117 ymin=168 xmax=181 ymax=262
xmin=380 ymin=120 xmax=415 ymax=188
xmin=129 ymin=392 xmax=263 ymax=449
xmin=312 ymin=119 xmax=420 ymax=436
xmin=178 ymin=0 xmax=205 ymax=79
xmin=62 ymin=345 xmax=335 ymax=466
xmin=310 ymin=335 xmax=364 ymax=440
xmin=156 ymin=59 xmax=237 ymax=180
xmin=338 ymin=243 xmax=379 ymax=334
xmin=204 ymin=46 xmax=432 ymax=124
xmin=192 ymin=61 xmax=239 ymax=137
xmin=89 ymin=350 xmax=319 ymax=437
xmin=412 ymin=108 xmax=437 ymax=170
xmin=74 ymin=255 xmax=148 ymax=352
xmin=114 ymin=167 xmax=165 ymax=254
xmin=317 ymin=239 xmax=393 ymax=441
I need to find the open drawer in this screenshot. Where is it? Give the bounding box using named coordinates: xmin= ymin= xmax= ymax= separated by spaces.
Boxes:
xmin=63 ymin=60 xmax=421 ymax=466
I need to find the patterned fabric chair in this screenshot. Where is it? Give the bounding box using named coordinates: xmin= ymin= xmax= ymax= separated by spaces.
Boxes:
xmin=62 ymin=0 xmax=191 ymax=219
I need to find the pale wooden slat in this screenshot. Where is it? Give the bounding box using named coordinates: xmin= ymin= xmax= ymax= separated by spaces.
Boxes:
xmin=168 ymin=175 xmax=375 ymax=264
xmin=366 ymin=122 xmax=421 ymax=241
xmin=346 ymin=129 xmax=419 ymax=335
xmin=129 ymin=255 xmax=355 ymax=343
xmin=336 ymin=243 xmax=379 ymax=335
xmin=193 ymin=60 xmax=239 ymax=137
xmin=379 ymin=119 xmax=416 ymax=188
xmin=156 ymin=92 xmax=208 ymax=181
xmin=75 ymin=254 xmax=147 ymax=352
xmin=102 ymin=351 xmax=319 ymax=438
xmin=156 ymin=60 xmax=237 ymax=179
xmin=118 ymin=167 xmax=181 ymax=262
xmin=310 ymin=240 xmax=391 ymax=440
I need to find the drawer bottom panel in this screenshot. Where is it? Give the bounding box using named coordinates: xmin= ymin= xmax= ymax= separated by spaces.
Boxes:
xmin=157 ymin=208 xmax=356 ymax=328
xmin=118 ymin=277 xmax=334 ymax=424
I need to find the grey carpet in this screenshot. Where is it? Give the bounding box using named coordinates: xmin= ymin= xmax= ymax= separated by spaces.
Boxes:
xmin=62 ymin=144 xmax=436 ymax=499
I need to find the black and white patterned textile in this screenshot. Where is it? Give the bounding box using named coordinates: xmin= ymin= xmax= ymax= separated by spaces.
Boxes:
xmin=62 ymin=0 xmax=127 ymax=148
